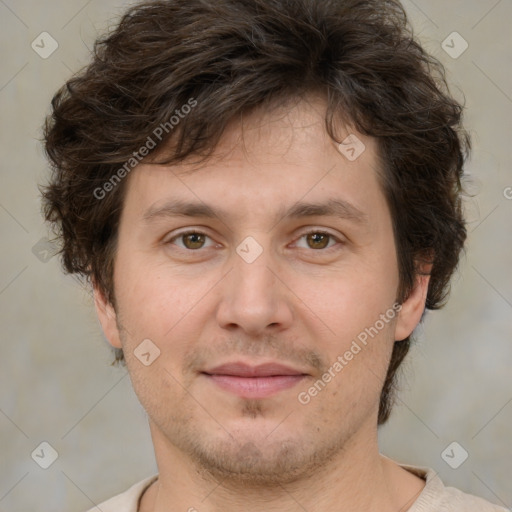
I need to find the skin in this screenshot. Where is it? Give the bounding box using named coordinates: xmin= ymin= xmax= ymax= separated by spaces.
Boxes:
xmin=94 ymin=95 xmax=429 ymax=511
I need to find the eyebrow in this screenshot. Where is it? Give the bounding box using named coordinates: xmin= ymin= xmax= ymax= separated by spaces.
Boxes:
xmin=142 ymin=198 xmax=368 ymax=225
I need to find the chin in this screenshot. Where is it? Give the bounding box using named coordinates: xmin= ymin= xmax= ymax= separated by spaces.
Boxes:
xmin=176 ymin=420 xmax=345 ymax=487
xmin=191 ymin=437 xmax=313 ymax=485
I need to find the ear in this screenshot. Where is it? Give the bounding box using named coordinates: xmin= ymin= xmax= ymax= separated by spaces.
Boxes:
xmin=394 ymin=272 xmax=430 ymax=342
xmin=92 ymin=282 xmax=122 ymax=349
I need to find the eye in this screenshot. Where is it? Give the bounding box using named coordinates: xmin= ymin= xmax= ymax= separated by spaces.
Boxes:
xmin=294 ymin=230 xmax=340 ymax=250
xmin=167 ymin=231 xmax=215 ymax=250
xmin=165 ymin=229 xmax=342 ymax=252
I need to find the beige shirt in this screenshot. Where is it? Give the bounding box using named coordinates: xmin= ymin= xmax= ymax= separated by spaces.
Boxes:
xmin=88 ymin=466 xmax=507 ymax=511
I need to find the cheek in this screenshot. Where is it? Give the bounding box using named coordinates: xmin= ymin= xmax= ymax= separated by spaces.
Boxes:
xmin=292 ymin=261 xmax=398 ymax=345
xmin=114 ymin=256 xmax=218 ymax=351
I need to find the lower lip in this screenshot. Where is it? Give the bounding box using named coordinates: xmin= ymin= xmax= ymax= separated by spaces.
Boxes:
xmin=205 ymin=374 xmax=306 ymax=399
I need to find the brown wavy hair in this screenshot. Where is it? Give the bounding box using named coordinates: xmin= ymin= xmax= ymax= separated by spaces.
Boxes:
xmin=42 ymin=0 xmax=470 ymax=424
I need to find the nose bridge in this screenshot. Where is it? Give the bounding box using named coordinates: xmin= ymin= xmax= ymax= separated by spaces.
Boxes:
xmin=233 ymin=232 xmax=276 ymax=293
xmin=216 ymin=243 xmax=293 ymax=333
xmin=234 ymin=254 xmax=274 ymax=299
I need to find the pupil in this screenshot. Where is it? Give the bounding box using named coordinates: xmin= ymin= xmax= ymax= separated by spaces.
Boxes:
xmin=185 ymin=233 xmax=204 ymax=248
xmin=308 ymin=233 xmax=328 ymax=249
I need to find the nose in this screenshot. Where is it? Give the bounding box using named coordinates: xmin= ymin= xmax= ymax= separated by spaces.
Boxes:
xmin=215 ymin=250 xmax=294 ymax=336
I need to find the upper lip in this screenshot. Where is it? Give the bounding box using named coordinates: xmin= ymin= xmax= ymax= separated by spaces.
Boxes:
xmin=203 ymin=362 xmax=307 ymax=377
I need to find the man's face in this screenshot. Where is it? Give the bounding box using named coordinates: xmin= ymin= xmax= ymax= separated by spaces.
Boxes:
xmin=95 ymin=97 xmax=423 ymax=483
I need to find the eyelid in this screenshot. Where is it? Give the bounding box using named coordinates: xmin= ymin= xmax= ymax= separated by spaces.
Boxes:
xmin=292 ymin=228 xmax=345 ymax=248
xmin=165 ymin=228 xmax=218 ymax=249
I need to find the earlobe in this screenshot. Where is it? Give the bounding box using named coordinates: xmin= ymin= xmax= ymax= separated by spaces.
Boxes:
xmin=394 ymin=273 xmax=430 ymax=342
xmin=92 ymin=284 xmax=123 ymax=349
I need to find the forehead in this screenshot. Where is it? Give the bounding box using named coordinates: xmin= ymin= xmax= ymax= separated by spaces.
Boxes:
xmin=122 ymin=95 xmax=386 ymax=225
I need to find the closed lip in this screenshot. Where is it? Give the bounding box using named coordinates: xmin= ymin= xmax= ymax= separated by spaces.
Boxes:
xmin=202 ymin=361 xmax=308 ymax=377
xmin=202 ymin=361 xmax=308 ymax=398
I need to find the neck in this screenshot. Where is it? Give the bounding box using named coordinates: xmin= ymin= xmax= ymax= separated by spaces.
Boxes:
xmin=140 ymin=420 xmax=425 ymax=512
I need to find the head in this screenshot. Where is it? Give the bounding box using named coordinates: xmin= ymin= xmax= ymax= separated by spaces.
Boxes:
xmin=42 ymin=0 xmax=469 ymax=483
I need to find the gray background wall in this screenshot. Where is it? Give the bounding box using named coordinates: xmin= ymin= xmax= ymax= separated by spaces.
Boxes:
xmin=0 ymin=0 xmax=511 ymax=510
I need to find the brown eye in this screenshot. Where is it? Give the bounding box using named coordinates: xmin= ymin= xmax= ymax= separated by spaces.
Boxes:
xmin=306 ymin=232 xmax=330 ymax=249
xmin=182 ymin=233 xmax=206 ymax=249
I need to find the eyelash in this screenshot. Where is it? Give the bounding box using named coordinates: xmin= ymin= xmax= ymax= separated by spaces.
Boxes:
xmin=165 ymin=229 xmax=343 ymax=252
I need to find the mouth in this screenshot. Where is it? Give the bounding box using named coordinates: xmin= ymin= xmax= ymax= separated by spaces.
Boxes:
xmin=201 ymin=362 xmax=308 ymax=399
